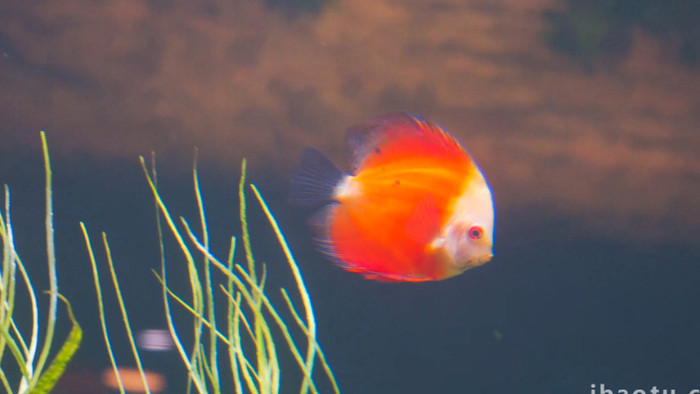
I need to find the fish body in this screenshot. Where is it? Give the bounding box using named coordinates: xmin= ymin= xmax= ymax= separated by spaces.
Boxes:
xmin=290 ymin=113 xmax=494 ymax=282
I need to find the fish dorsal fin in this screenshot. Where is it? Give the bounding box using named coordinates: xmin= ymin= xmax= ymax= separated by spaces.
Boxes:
xmin=345 ymin=112 xmax=465 ymax=172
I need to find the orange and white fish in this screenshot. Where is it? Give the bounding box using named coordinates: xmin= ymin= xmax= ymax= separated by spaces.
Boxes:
xmin=290 ymin=113 xmax=494 ymax=282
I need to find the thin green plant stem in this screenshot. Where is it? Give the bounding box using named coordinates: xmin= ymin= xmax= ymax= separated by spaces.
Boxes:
xmin=4 ymin=205 xmax=32 ymax=392
xmin=238 ymin=160 xmax=268 ymax=393
xmin=218 ymin=288 xmax=256 ymax=349
xmin=152 ymin=167 xmax=197 ymax=391
xmin=0 ymin=131 xmax=82 ymax=393
xmin=280 ymin=289 xmax=307 ymax=332
xmin=232 ymin=267 xmax=320 ymax=394
xmin=226 ymin=270 xmax=280 ymax=391
xmin=279 ymin=289 xmax=337 ymax=391
xmin=180 ymin=220 xmax=317 ymax=392
xmin=28 ymin=131 xmax=59 ymax=389
xmin=0 ymin=367 xmax=11 ymax=394
xmin=81 ymin=222 xmax=125 ymax=394
xmin=249 ymin=184 xmax=322 ymax=394
xmin=192 ymin=152 xmax=220 ymax=393
xmin=149 ymin=154 xmax=197 ymax=386
xmin=174 ymin=287 xmax=264 ymax=384
xmin=0 ymin=186 xmax=26 ymax=380
xmin=158 ymin=223 xmax=203 ymax=392
xmin=226 ymin=289 xmax=260 ymax=394
xmin=224 ymin=236 xmax=244 ymax=393
xmin=0 ymin=324 xmax=29 ymax=377
xmin=144 ymin=160 xmax=203 ymax=394
xmin=0 ymin=186 xmax=17 ymax=366
xmin=0 ymin=187 xmax=13 ymax=352
xmin=153 ymin=269 xmax=264 ymax=392
xmin=140 ymin=156 xmax=339 ymax=394
xmin=233 ymin=305 xmax=263 ymax=393
xmin=13 ymin=253 xmax=39 ymax=372
xmin=178 ymin=217 xmax=282 ymax=393
xmin=150 ymin=272 xmax=232 ymax=345
xmin=187 ymin=291 xmax=205 ymax=389
xmin=183 ymin=170 xmax=205 ymax=394
xmin=141 ymin=156 xmax=207 ymax=394
xmin=183 ymin=184 xmax=343 ymax=394
xmin=10 ymin=318 xmax=30 ymax=358
xmin=101 ymin=233 xmax=150 ymax=394
xmin=183 ymin=224 xmax=316 ymax=393
xmin=238 ymin=159 xmax=256 ymax=287
xmin=228 ymin=289 xmax=243 ymax=394
xmin=260 ymin=302 xmax=280 ymax=394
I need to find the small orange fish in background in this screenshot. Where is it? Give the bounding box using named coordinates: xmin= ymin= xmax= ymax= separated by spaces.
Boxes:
xmin=290 ymin=113 xmax=495 ymax=282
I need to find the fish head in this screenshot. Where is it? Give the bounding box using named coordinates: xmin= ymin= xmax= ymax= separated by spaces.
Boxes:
xmin=442 ymin=174 xmax=495 ymax=273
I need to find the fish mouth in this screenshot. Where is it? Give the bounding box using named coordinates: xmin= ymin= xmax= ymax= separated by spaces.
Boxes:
xmin=463 ymin=253 xmax=493 ymax=269
xmin=477 ymin=253 xmax=493 ymax=265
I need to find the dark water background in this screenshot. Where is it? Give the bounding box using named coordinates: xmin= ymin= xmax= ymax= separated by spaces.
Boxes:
xmin=1 ymin=1 xmax=700 ymax=393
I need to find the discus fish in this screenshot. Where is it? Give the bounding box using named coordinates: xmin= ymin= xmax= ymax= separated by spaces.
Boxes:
xmin=290 ymin=113 xmax=494 ymax=282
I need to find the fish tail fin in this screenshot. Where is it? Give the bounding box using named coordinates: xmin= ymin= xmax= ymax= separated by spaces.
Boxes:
xmin=289 ymin=148 xmax=346 ymax=207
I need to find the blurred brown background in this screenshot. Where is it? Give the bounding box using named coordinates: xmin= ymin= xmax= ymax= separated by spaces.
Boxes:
xmin=1 ymin=0 xmax=699 ymax=243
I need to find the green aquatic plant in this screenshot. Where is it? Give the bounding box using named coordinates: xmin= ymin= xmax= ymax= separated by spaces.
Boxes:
xmin=0 ymin=131 xmax=82 ymax=394
xmin=83 ymin=153 xmax=339 ymax=393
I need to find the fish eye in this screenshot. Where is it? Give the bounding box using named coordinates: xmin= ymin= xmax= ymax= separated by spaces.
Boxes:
xmin=467 ymin=225 xmax=484 ymax=240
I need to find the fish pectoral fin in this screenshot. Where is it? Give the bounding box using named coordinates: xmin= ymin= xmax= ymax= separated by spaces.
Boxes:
xmin=405 ymin=195 xmax=441 ymax=245
xmin=428 ymin=237 xmax=446 ymax=250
